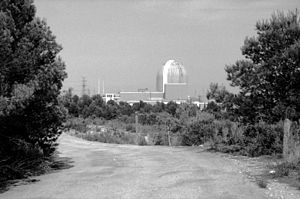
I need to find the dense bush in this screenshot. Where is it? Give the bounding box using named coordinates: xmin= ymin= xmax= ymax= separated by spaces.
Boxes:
xmin=241 ymin=123 xmax=283 ymax=156
xmin=79 ymin=130 xmax=147 ymax=146
xmin=64 ymin=101 xmax=286 ymax=157
xmin=125 ymin=123 xmax=136 ymax=132
xmin=182 ymin=120 xmax=214 ymax=146
xmin=209 ymin=121 xmax=283 ymax=157
xmin=64 ymin=117 xmax=89 ymax=133
xmin=118 ymin=114 xmax=135 ymax=124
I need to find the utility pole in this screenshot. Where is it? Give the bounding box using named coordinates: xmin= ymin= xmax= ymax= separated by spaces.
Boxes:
xmin=166 ymin=120 xmax=172 ymax=146
xmin=82 ymin=77 xmax=87 ymax=96
xmin=135 ymin=111 xmax=139 ymax=133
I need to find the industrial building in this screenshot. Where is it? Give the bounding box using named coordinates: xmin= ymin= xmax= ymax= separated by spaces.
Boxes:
xmin=120 ymin=60 xmax=188 ymax=104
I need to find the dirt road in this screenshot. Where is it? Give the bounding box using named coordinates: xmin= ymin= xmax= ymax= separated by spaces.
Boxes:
xmin=1 ymin=133 xmax=271 ymax=199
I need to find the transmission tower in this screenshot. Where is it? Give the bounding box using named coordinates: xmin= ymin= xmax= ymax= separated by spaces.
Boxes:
xmin=82 ymin=77 xmax=87 ymax=96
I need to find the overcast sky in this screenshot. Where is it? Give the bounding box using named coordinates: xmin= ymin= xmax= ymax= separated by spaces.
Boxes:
xmin=35 ymin=0 xmax=298 ymax=96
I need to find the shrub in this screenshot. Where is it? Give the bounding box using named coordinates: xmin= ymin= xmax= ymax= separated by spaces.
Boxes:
xmin=118 ymin=114 xmax=135 ymax=124
xmin=78 ymin=129 xmax=147 ymax=145
xmin=271 ymin=161 xmax=300 ymax=178
xmin=148 ymin=132 xmax=169 ymax=145
xmin=65 ymin=111 xmax=285 ymax=158
xmin=64 ymin=117 xmax=88 ymax=133
xmin=137 ymin=136 xmax=147 ymax=146
xmin=257 ymin=179 xmax=268 ymax=189
xmin=241 ymin=122 xmax=283 ymax=157
xmin=181 ymin=116 xmax=215 ymax=146
xmin=273 ymin=162 xmax=291 ymax=177
xmin=125 ymin=124 xmax=136 ymax=132
xmin=196 ymin=112 xmax=215 ymax=122
xmin=138 ymin=125 xmax=169 ymax=145
xmin=197 ymin=119 xmax=283 ymax=157
xmin=0 ymin=139 xmax=45 ymax=189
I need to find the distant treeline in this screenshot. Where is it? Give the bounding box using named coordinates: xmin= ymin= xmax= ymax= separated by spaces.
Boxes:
xmin=60 ymin=89 xmax=200 ymax=120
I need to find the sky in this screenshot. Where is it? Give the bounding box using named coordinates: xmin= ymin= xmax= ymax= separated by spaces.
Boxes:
xmin=34 ymin=0 xmax=299 ymax=97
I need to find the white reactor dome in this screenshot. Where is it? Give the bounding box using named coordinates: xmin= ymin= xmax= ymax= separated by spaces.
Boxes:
xmin=156 ymin=60 xmax=187 ymax=92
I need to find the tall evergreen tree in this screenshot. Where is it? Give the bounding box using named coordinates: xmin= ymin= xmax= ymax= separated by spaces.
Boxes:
xmin=225 ymin=10 xmax=300 ymax=123
xmin=0 ymin=0 xmax=67 ymax=155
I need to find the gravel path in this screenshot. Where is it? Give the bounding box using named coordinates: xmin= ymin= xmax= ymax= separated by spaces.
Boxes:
xmin=1 ymin=133 xmax=274 ymax=199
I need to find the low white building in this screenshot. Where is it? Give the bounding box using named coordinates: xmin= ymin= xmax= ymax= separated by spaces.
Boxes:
xmin=103 ymin=93 xmax=120 ymax=103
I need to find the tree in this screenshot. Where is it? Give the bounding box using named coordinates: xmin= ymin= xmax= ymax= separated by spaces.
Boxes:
xmin=118 ymin=101 xmax=132 ymax=116
xmin=205 ymin=83 xmax=238 ymax=120
xmin=60 ymin=89 xmax=81 ymax=117
xmin=0 ymin=0 xmax=67 ymax=155
xmin=165 ymin=101 xmax=178 ymax=116
xmin=206 ymin=83 xmax=230 ymax=103
xmin=87 ymin=94 xmax=105 ymax=117
xmin=225 ymin=10 xmax=300 ymax=122
xmin=132 ymin=101 xmax=147 ymax=113
xmin=152 ymin=102 xmax=165 ymax=113
xmin=91 ymin=94 xmax=104 ymax=107
xmin=78 ymin=94 xmax=92 ymax=117
xmin=175 ymin=103 xmax=198 ymax=124
xmin=60 ymin=88 xmax=74 ymax=113
xmin=143 ymin=103 xmax=153 ymax=113
xmin=156 ymin=112 xmax=181 ymax=146
xmin=69 ymin=94 xmax=80 ymax=117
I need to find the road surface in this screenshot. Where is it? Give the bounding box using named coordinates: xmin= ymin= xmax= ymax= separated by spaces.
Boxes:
xmin=1 ymin=133 xmax=270 ymax=199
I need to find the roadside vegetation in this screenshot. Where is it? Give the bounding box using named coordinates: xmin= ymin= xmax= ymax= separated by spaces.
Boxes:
xmin=62 ymin=95 xmax=284 ymax=156
xmin=0 ymin=0 xmax=67 ymax=190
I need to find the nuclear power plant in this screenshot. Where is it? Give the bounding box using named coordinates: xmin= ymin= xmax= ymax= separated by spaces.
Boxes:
xmin=120 ymin=60 xmax=188 ymax=104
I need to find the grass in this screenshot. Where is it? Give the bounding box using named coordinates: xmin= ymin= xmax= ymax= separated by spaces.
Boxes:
xmin=291 ymin=177 xmax=300 ymax=190
xmin=270 ymin=161 xmax=300 ymax=178
xmin=70 ymin=125 xmax=185 ymax=146
xmin=66 ymin=117 xmax=182 ymax=146
xmin=73 ymin=129 xmax=148 ymax=146
xmin=265 ymin=160 xmax=300 ymax=190
xmin=0 ymin=152 xmax=73 ymax=193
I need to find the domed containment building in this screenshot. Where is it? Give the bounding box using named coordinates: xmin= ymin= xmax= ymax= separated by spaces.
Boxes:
xmin=120 ymin=60 xmax=188 ymax=104
xmin=156 ymin=60 xmax=188 ymax=100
